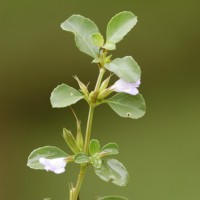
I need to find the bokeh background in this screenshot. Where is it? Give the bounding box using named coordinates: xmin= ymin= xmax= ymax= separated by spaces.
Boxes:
xmin=1 ymin=0 xmax=200 ymax=200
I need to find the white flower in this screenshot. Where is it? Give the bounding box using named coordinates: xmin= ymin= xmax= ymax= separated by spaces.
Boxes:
xmin=111 ymin=79 xmax=141 ymax=95
xmin=39 ymin=157 xmax=67 ymax=174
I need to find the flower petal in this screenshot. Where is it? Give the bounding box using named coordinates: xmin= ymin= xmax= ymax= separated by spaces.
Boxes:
xmin=111 ymin=79 xmax=140 ymax=95
xmin=39 ymin=157 xmax=67 ymax=174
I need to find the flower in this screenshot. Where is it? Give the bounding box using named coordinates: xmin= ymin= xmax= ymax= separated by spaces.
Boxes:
xmin=39 ymin=157 xmax=67 ymax=174
xmin=111 ymin=79 xmax=141 ymax=95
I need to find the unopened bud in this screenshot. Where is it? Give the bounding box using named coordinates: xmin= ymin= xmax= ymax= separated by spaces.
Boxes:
xmin=76 ymin=119 xmax=84 ymax=151
xmin=97 ymin=88 xmax=113 ymax=100
xmin=74 ymin=76 xmax=89 ymax=96
xmin=63 ymin=128 xmax=79 ymax=154
xmin=99 ymin=75 xmax=111 ymax=92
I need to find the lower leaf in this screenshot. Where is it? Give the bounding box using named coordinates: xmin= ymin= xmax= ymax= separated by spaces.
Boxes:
xmin=96 ymin=196 xmax=128 ymax=200
xmin=27 ymin=146 xmax=68 ymax=170
xmin=94 ymin=158 xmax=129 ymax=186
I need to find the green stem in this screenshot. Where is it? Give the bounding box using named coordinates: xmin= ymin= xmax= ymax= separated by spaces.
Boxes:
xmin=94 ymin=68 xmax=106 ymax=92
xmin=72 ymin=68 xmax=105 ymax=200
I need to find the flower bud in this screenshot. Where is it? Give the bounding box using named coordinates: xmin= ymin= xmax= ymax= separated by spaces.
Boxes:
xmin=99 ymin=75 xmax=111 ymax=92
xmin=97 ymin=88 xmax=113 ymax=100
xmin=74 ymin=76 xmax=89 ymax=96
xmin=76 ymin=119 xmax=84 ymax=151
xmin=63 ymin=128 xmax=79 ymax=154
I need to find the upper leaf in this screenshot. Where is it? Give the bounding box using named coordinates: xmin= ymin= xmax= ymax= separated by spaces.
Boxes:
xmin=104 ymin=11 xmax=137 ymax=50
xmin=50 ymin=84 xmax=83 ymax=108
xmin=89 ymin=139 xmax=101 ymax=155
xmin=105 ymin=93 xmax=145 ymax=119
xmin=61 ymin=15 xmax=100 ymax=58
xmin=97 ymin=196 xmax=128 ymax=200
xmin=104 ymin=56 xmax=141 ymax=82
xmin=91 ymin=33 xmax=104 ymax=47
xmin=100 ymin=143 xmax=119 ymax=156
xmin=95 ymin=158 xmax=129 ymax=186
xmin=27 ymin=146 xmax=68 ymax=170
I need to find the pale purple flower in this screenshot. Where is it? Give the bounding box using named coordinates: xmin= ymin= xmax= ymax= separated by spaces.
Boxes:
xmin=39 ymin=157 xmax=67 ymax=174
xmin=111 ymin=79 xmax=141 ymax=95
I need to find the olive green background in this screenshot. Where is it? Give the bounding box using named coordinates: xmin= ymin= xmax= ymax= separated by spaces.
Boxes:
xmin=1 ymin=0 xmax=200 ymax=200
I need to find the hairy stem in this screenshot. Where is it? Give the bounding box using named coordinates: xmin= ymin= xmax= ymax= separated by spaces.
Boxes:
xmin=72 ymin=68 xmax=105 ymax=200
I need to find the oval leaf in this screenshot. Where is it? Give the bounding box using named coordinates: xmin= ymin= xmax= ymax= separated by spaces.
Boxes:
xmin=97 ymin=196 xmax=128 ymax=200
xmin=95 ymin=158 xmax=129 ymax=186
xmin=91 ymin=33 xmax=104 ymax=47
xmin=50 ymin=84 xmax=83 ymax=108
xmin=104 ymin=56 xmax=141 ymax=82
xmin=105 ymin=11 xmax=137 ymax=50
xmin=91 ymin=154 xmax=102 ymax=169
xmin=100 ymin=143 xmax=119 ymax=156
xmin=74 ymin=153 xmax=90 ymax=164
xmin=27 ymin=146 xmax=68 ymax=170
xmin=61 ymin=15 xmax=100 ymax=58
xmin=89 ymin=139 xmax=100 ymax=155
xmin=105 ymin=93 xmax=145 ymax=119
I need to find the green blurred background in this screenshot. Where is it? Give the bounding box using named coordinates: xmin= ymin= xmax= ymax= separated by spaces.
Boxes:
xmin=1 ymin=0 xmax=200 ymax=199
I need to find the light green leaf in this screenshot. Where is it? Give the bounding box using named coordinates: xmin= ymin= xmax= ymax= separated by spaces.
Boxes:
xmin=27 ymin=146 xmax=68 ymax=170
xmin=50 ymin=84 xmax=83 ymax=108
xmin=97 ymin=196 xmax=128 ymax=200
xmin=91 ymin=154 xmax=102 ymax=169
xmin=103 ymin=41 xmax=116 ymax=50
xmin=100 ymin=143 xmax=119 ymax=156
xmin=91 ymin=33 xmax=104 ymax=47
xmin=89 ymin=139 xmax=100 ymax=155
xmin=95 ymin=158 xmax=129 ymax=186
xmin=74 ymin=153 xmax=90 ymax=164
xmin=105 ymin=93 xmax=145 ymax=119
xmin=104 ymin=56 xmax=141 ymax=82
xmin=61 ymin=15 xmax=100 ymax=58
xmin=104 ymin=11 xmax=137 ymax=50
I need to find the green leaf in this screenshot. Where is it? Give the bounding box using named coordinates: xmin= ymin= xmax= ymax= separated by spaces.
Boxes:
xmin=61 ymin=15 xmax=100 ymax=58
xmin=50 ymin=84 xmax=83 ymax=108
xmin=103 ymin=41 xmax=116 ymax=50
xmin=95 ymin=158 xmax=129 ymax=186
xmin=74 ymin=153 xmax=90 ymax=164
xmin=91 ymin=33 xmax=104 ymax=47
xmin=105 ymin=93 xmax=145 ymax=119
xmin=91 ymin=154 xmax=102 ymax=169
xmin=89 ymin=139 xmax=100 ymax=155
xmin=27 ymin=146 xmax=68 ymax=170
xmin=100 ymin=143 xmax=119 ymax=156
xmin=97 ymin=196 xmax=128 ymax=200
xmin=104 ymin=56 xmax=141 ymax=82
xmin=104 ymin=11 xmax=137 ymax=50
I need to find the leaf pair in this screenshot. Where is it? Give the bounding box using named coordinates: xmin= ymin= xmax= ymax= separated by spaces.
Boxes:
xmin=61 ymin=11 xmax=137 ymax=58
xmin=50 ymin=83 xmax=146 ymax=119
